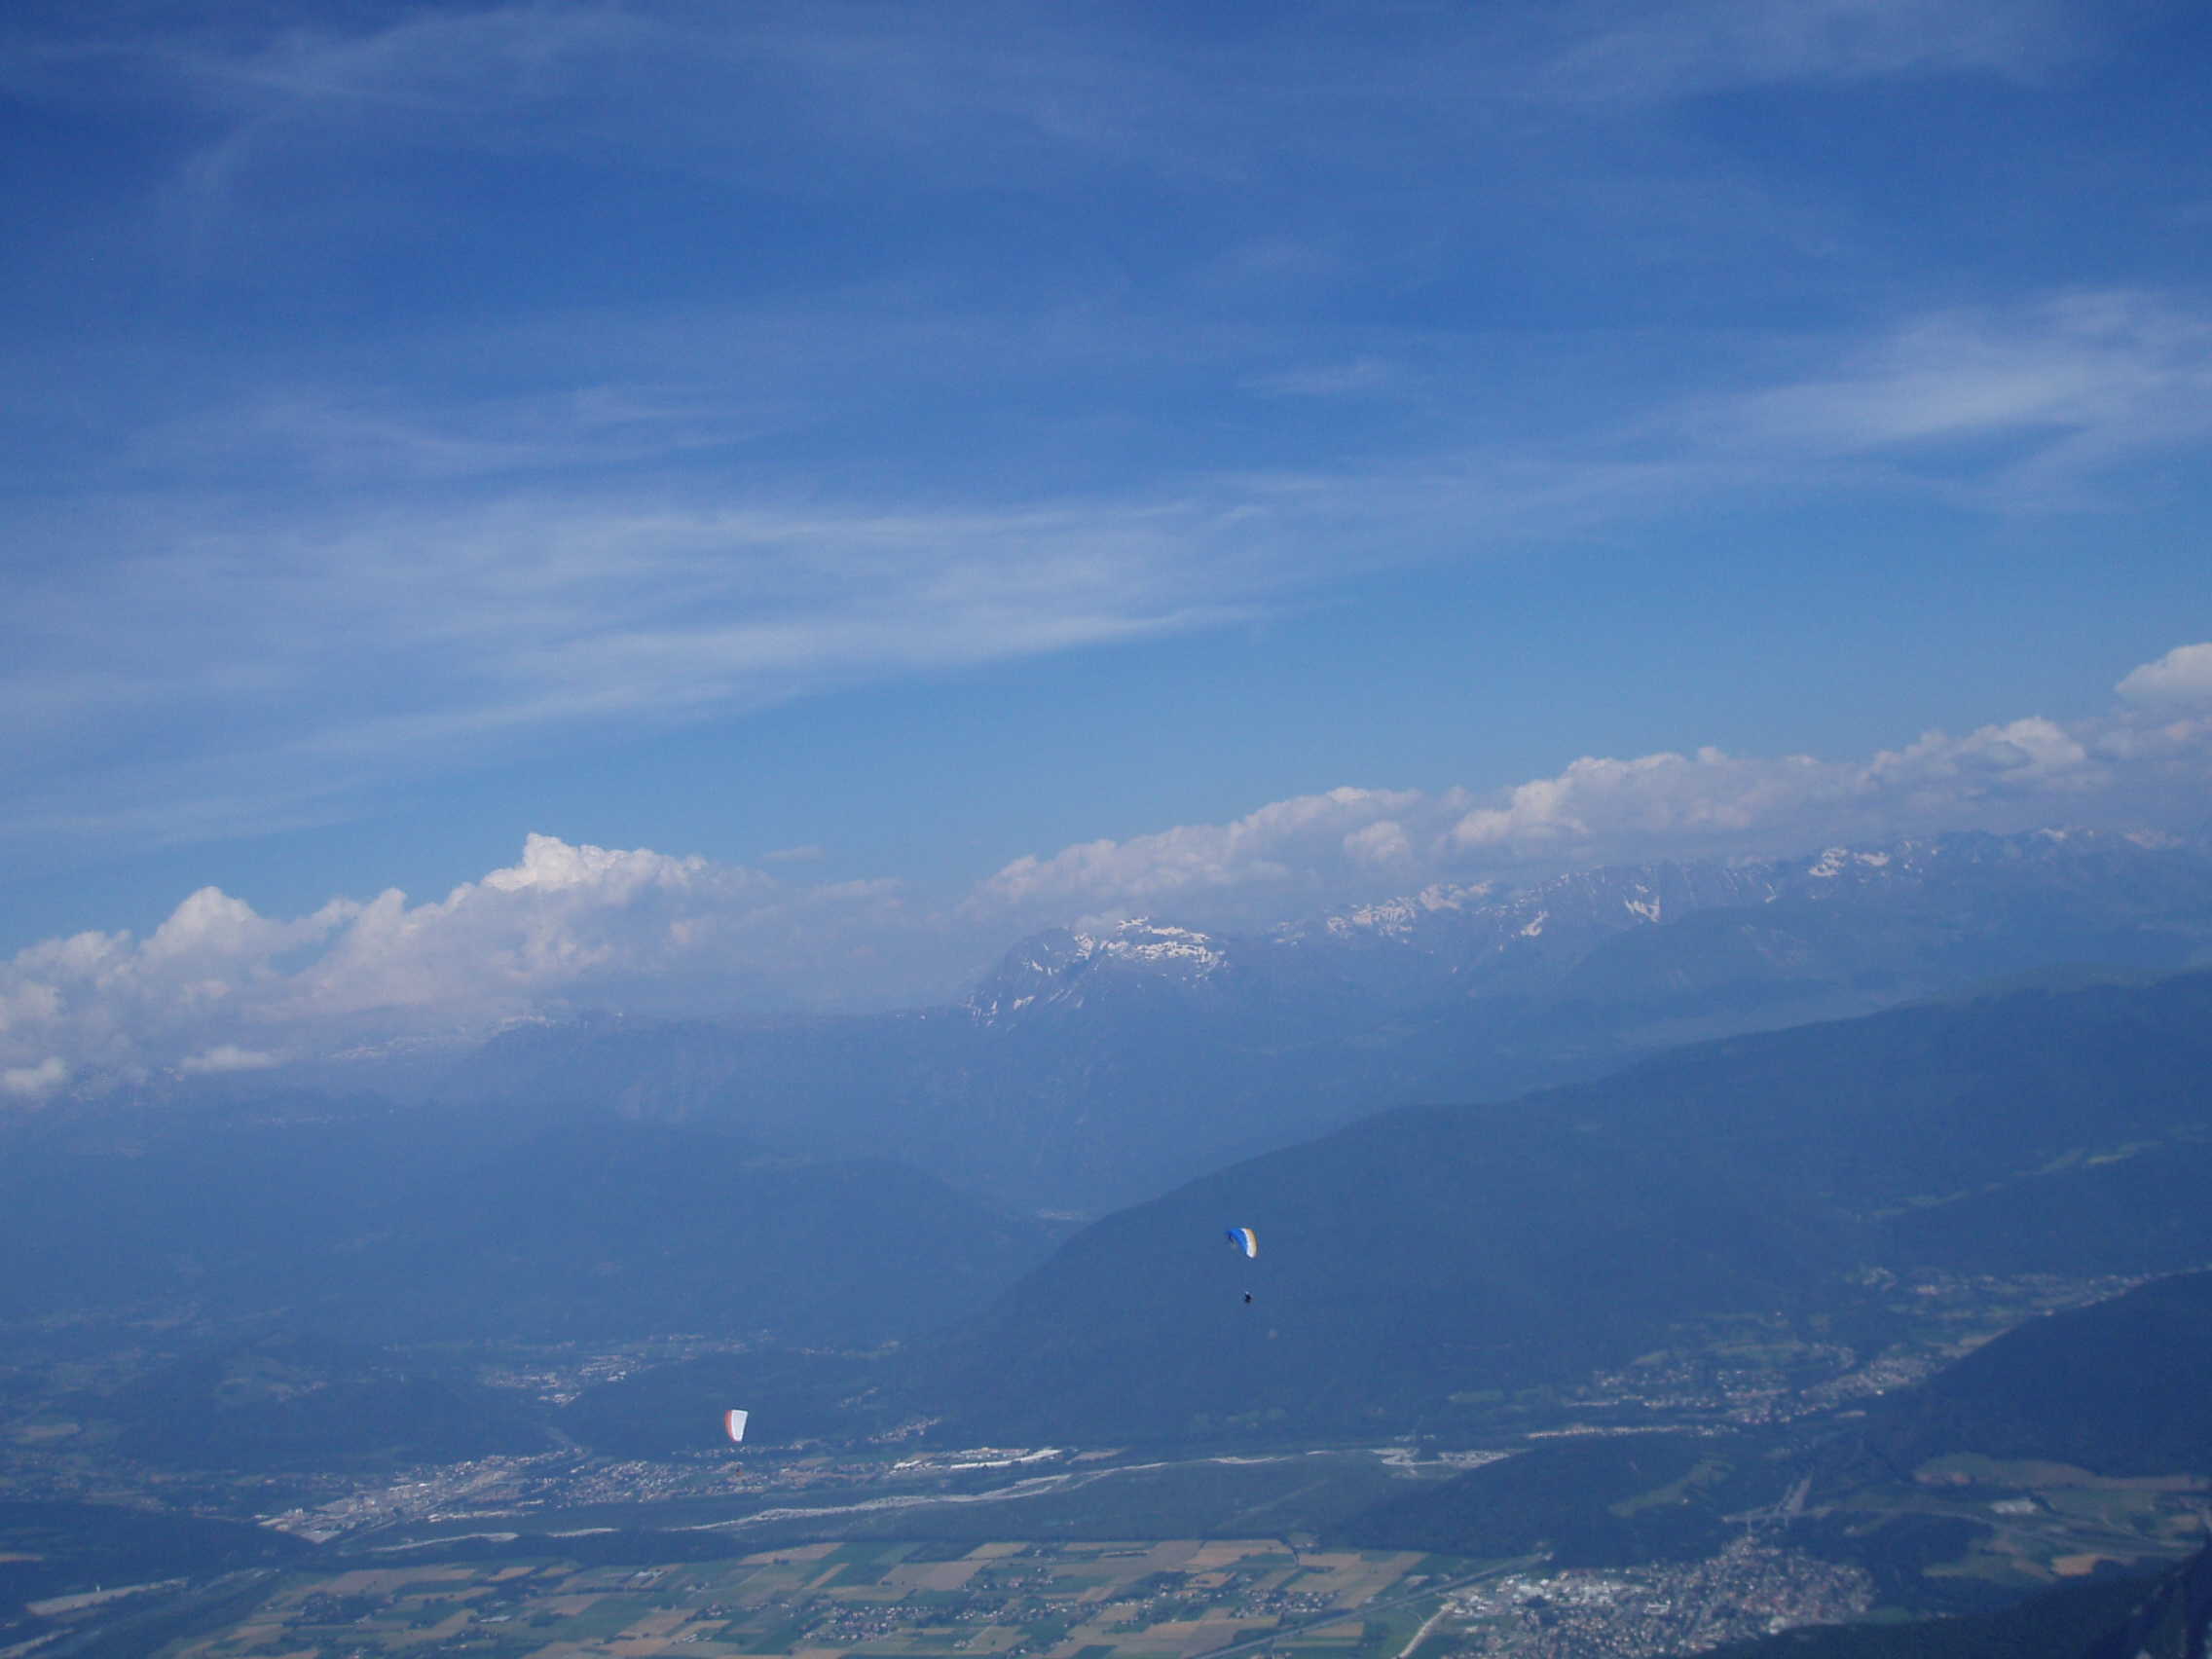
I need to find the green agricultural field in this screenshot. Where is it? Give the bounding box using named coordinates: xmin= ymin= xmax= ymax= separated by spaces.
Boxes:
xmin=1828 ymin=1456 xmax=2211 ymax=1590
xmin=157 ymin=1539 xmax=1469 ymax=1659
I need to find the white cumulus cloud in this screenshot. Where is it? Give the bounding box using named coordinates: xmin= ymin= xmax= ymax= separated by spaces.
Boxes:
xmin=2118 ymin=643 xmax=2212 ymax=709
xmin=971 ymin=786 xmax=1439 ymax=919
xmin=178 ymin=1044 xmax=279 ymax=1075
xmin=2 ymin=1057 xmax=70 ymax=1100
xmin=0 ymin=833 xmax=943 ymax=1096
xmin=975 ymin=645 xmax=2212 ymax=919
xmin=7 ymin=645 xmax=2211 ymax=1101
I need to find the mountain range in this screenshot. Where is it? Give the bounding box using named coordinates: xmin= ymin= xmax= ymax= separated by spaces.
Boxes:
xmin=402 ymin=829 xmax=2212 ymax=1211
xmin=12 ymin=877 xmax=2212 ymax=1654
xmin=11 ymin=826 xmax=2212 ymax=1386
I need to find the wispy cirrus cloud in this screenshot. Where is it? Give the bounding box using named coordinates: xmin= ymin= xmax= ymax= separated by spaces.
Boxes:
xmin=8 ymin=285 xmax=2209 ymax=863
xmin=972 ymin=786 xmax=1446 ymax=921
xmin=7 ymin=0 xmax=2098 ymax=217
xmin=1682 ymin=291 xmax=2212 ymax=507
xmin=1 ymin=0 xmax=2197 ymax=899
xmin=0 ymin=484 xmax=1286 ymax=854
xmin=11 ymin=4 xmax=1218 ymax=210
xmin=1522 ymin=0 xmax=2082 ymax=104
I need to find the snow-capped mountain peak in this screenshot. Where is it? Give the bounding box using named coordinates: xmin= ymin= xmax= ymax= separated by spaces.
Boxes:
xmin=968 ymin=918 xmax=1230 ymax=1022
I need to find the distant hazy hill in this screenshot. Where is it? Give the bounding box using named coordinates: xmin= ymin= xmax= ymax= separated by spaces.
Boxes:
xmin=0 ymin=1088 xmax=515 ymax=1324
xmin=108 ymin=1330 xmax=551 ymax=1471
xmin=422 ymin=830 xmax=2212 ymax=1210
xmin=325 ymin=1120 xmax=1068 ymax=1346
xmin=898 ymin=970 xmax=2212 ymax=1443
xmin=0 ymin=1109 xmax=1064 ymax=1348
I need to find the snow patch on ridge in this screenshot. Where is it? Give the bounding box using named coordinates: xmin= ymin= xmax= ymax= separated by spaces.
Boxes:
xmin=1808 ymin=847 xmax=1897 ymax=879
xmin=1322 ymin=882 xmax=1496 ymax=939
xmin=967 ymin=918 xmax=1230 ymax=1023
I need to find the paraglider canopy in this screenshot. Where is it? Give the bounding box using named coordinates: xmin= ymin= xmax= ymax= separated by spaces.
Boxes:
xmin=1224 ymin=1226 xmax=1258 ymax=1259
xmin=723 ymin=1409 xmax=749 ymax=1445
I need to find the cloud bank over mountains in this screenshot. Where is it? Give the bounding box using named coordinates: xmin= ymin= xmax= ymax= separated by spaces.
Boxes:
xmin=0 ymin=834 xmax=924 ymax=1100
xmin=5 ymin=645 xmax=2209 ymax=1100
xmin=977 ymin=648 xmax=2212 ymax=918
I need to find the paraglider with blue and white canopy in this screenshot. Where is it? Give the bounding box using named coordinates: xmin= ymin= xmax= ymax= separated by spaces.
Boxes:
xmin=1224 ymin=1226 xmax=1259 ymax=1304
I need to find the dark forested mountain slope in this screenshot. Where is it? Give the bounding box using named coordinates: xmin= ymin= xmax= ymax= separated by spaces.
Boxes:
xmin=2083 ymin=1543 xmax=2212 ymax=1659
xmin=1334 ymin=1432 xmax=1752 ymax=1567
xmin=1851 ymin=1271 xmax=2212 ymax=1479
xmin=1695 ymin=1562 xmax=2189 ymax=1659
xmin=0 ymin=1501 xmax=312 ymax=1631
xmin=900 ymin=971 xmax=2212 ymax=1443
xmin=1696 ymin=1546 xmax=2212 ymax=1659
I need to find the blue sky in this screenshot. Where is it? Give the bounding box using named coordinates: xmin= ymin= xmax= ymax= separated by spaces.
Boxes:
xmin=5 ymin=0 xmax=2212 ymax=1086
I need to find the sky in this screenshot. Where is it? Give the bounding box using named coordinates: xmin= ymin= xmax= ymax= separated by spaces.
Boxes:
xmin=5 ymin=0 xmax=2212 ymax=1093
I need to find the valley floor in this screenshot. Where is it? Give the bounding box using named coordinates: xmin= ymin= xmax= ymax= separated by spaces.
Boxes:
xmin=6 ymin=1268 xmax=2206 ymax=1659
